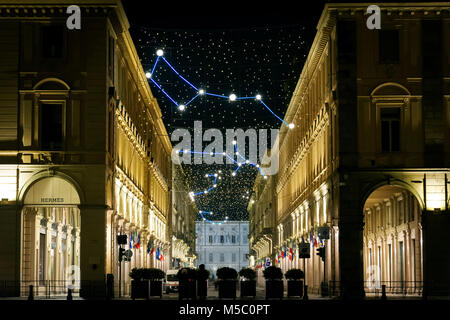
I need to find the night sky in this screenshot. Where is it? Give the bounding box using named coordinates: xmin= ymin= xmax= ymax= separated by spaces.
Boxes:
xmin=121 ymin=1 xmax=324 ymax=222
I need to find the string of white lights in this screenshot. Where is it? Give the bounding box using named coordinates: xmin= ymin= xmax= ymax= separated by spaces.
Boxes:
xmin=148 ymin=49 xmax=273 ymax=224
xmin=146 ymin=49 xmax=295 ymax=129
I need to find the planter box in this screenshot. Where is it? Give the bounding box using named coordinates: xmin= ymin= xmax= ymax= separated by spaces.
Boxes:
xmin=287 ymin=280 xmax=303 ymax=297
xmin=218 ymin=280 xmax=237 ymax=299
xmin=240 ymin=280 xmax=256 ymax=298
xmin=131 ymin=280 xmax=149 ymax=300
xmin=178 ymin=280 xmax=197 ymax=300
xmin=265 ymin=280 xmax=283 ymax=299
xmin=149 ymin=280 xmax=163 ymax=298
xmin=197 ymin=280 xmax=208 ymax=298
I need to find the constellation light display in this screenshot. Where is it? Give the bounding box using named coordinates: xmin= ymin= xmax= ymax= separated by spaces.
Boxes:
xmin=147 ymin=49 xmax=294 ymax=129
xmin=178 ymin=141 xmax=265 ymax=224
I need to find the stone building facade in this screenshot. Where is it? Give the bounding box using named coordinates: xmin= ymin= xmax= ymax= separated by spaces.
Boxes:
xmin=248 ymin=173 xmax=276 ymax=287
xmin=195 ymin=221 xmax=249 ymax=277
xmin=271 ymin=2 xmax=450 ymax=298
xmin=0 ymin=0 xmax=172 ymax=298
xmin=170 ymin=164 xmax=197 ymax=269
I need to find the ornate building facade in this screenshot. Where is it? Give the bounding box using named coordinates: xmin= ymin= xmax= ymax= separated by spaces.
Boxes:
xmin=170 ymin=164 xmax=197 ymax=269
xmin=248 ymin=173 xmax=276 ymax=287
xmin=0 ymin=0 xmax=172 ymax=298
xmin=272 ymin=2 xmax=450 ymax=298
xmin=196 ymin=221 xmax=249 ymax=277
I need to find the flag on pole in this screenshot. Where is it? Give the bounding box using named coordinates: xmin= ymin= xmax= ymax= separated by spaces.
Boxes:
xmin=129 ymin=232 xmax=133 ymax=249
xmin=156 ymin=247 xmax=160 ymax=260
xmin=309 ymin=230 xmax=313 ymax=242
xmin=134 ymin=233 xmax=141 ymax=249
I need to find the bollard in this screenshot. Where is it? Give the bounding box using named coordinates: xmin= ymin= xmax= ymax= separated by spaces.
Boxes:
xmin=28 ymin=285 xmax=34 ymax=301
xmin=381 ymin=285 xmax=387 ymax=301
xmin=303 ymin=285 xmax=308 ymax=300
xmin=67 ymin=288 xmax=73 ymax=300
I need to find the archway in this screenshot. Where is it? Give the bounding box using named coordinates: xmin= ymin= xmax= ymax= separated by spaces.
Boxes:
xmin=363 ymin=185 xmax=423 ymax=297
xmin=21 ymin=176 xmax=81 ymax=297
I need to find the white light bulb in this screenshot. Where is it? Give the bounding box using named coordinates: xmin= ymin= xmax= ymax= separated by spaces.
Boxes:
xmin=255 ymin=94 xmax=262 ymax=100
xmin=245 ymin=160 xmax=249 ymax=164
xmin=199 ymin=210 xmax=202 ymax=213
xmin=178 ymin=104 xmax=185 ymax=111
xmin=238 ymin=163 xmax=242 ymax=167
xmin=213 ymin=184 xmax=217 ymax=187
xmin=218 ymin=170 xmax=222 ymax=173
xmin=210 ymin=152 xmax=213 ymax=156
xmin=264 ymin=176 xmax=268 ymax=179
xmin=232 ymin=172 xmax=236 ymax=177
xmin=229 ymin=94 xmax=237 ymax=101
xmin=145 ymin=72 xmax=152 ymax=79
xmin=204 ymin=190 xmax=208 ymax=194
xmin=289 ymin=123 xmax=295 ymax=129
xmin=205 ymin=174 xmax=209 ymax=178
xmin=232 ymin=140 xmax=237 ymax=145
xmin=256 ymin=164 xmax=260 ymax=168
xmin=236 ymin=151 xmax=239 ymax=155
xmin=156 ymin=49 xmax=164 ymax=56
xmin=199 ymin=89 xmax=205 ymax=95
xmin=214 ymin=173 xmax=218 ymax=177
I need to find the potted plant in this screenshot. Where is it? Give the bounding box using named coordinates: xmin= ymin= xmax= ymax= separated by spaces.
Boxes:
xmin=130 ymin=268 xmax=165 ymax=299
xmin=239 ymin=268 xmax=257 ymax=298
xmin=144 ymin=268 xmax=165 ymax=298
xmin=285 ymin=269 xmax=304 ymax=298
xmin=196 ymin=264 xmax=210 ymax=299
xmin=177 ymin=268 xmax=197 ymax=300
xmin=130 ymin=268 xmax=149 ymax=300
xmin=216 ymin=267 xmax=238 ymax=299
xmin=263 ymin=266 xmax=283 ymax=299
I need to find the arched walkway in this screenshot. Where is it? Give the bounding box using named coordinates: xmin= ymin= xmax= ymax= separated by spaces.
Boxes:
xmin=363 ymin=185 xmax=423 ymax=296
xmin=20 ymin=175 xmax=81 ymax=296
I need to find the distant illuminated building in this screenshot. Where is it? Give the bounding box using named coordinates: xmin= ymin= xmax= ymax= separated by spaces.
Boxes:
xmin=195 ymin=221 xmax=249 ymax=277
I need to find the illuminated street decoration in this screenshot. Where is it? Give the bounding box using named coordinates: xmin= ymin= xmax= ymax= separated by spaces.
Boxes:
xmin=147 ymin=49 xmax=294 ymax=129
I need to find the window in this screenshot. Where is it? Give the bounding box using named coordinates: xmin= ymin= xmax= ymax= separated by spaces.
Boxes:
xmin=231 ymin=235 xmax=236 ymax=244
xmin=42 ymin=25 xmax=64 ymax=58
xmin=379 ymin=30 xmax=399 ymax=64
xmin=232 ymin=253 xmax=236 ymax=262
xmin=220 ymin=253 xmax=224 ymax=262
xmin=209 ymin=253 xmax=213 ymax=263
xmin=381 ymin=108 xmax=400 ymax=152
xmin=220 ymin=235 xmax=224 ymax=244
xmin=208 ymin=235 xmax=213 ymax=244
xmin=41 ymin=104 xmax=63 ymax=150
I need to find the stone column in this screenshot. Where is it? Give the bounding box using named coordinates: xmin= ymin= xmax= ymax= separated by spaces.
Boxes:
xmin=338 ymin=195 xmax=365 ymax=299
xmin=0 ymin=204 xmax=21 ymax=296
xmin=79 ymin=205 xmax=108 ymax=299
xmin=421 ymin=210 xmax=450 ymax=297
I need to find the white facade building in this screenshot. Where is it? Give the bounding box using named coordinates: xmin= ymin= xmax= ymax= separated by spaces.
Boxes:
xmin=195 ymin=221 xmax=249 ymax=277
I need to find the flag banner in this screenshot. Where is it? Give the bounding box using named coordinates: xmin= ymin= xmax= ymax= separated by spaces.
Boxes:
xmin=134 ymin=233 xmax=141 ymax=249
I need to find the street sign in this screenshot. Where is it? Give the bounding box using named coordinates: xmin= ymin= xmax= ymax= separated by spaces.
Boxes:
xmin=318 ymin=226 xmax=330 ymax=239
xmin=298 ymin=242 xmax=310 ymax=259
xmin=124 ymin=249 xmax=133 ymax=261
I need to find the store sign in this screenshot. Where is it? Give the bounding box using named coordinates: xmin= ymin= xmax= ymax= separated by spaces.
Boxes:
xmin=24 ymin=177 xmax=80 ymax=205
xmin=40 ymin=197 xmax=65 ymax=203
